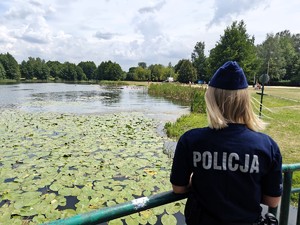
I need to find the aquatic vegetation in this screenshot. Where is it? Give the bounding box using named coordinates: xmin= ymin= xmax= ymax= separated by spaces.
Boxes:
xmin=148 ymin=83 xmax=206 ymax=113
xmin=0 ymin=109 xmax=184 ymax=224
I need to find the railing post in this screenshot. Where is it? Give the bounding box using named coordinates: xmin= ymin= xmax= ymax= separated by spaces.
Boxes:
xmin=297 ymin=192 xmax=300 ymax=225
xmin=279 ymin=171 xmax=293 ymax=225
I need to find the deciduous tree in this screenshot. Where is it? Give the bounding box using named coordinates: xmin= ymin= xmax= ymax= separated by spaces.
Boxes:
xmin=95 ymin=61 xmax=124 ymax=81
xmin=191 ymin=41 xmax=207 ymax=81
xmin=78 ymin=61 xmax=97 ymax=80
xmin=177 ymin=59 xmax=197 ymax=83
xmin=47 ymin=61 xmax=63 ymax=80
xmin=208 ymin=20 xmax=257 ymax=83
xmin=138 ymin=62 xmax=147 ymax=69
xmin=60 ymin=62 xmax=78 ymax=81
xmin=149 ymin=64 xmax=164 ymax=81
xmin=0 ymin=53 xmax=21 ymax=80
xmin=20 ymin=57 xmax=50 ymax=80
xmin=0 ymin=63 xmax=6 ymax=80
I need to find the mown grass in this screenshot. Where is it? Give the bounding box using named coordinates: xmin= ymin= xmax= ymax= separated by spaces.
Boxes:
xmin=253 ymin=86 xmax=300 ymax=102
xmin=0 ymin=79 xmax=19 ymax=84
xmin=250 ymin=88 xmax=300 ymax=164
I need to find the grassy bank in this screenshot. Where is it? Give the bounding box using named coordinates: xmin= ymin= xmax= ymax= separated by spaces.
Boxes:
xmin=0 ymin=79 xmax=19 ymax=84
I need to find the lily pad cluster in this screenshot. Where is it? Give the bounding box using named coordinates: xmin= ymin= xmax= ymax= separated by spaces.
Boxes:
xmin=0 ymin=109 xmax=185 ymax=224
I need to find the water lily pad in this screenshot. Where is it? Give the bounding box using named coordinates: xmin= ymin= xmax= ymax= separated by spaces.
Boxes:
xmin=147 ymin=214 xmax=158 ymax=225
xmin=161 ymin=214 xmax=177 ymax=225
xmin=108 ymin=219 xmax=123 ymax=225
xmin=124 ymin=216 xmax=139 ymax=225
xmin=165 ymin=202 xmax=182 ymax=214
xmin=0 ymin=109 xmax=182 ymax=224
xmin=32 ymin=214 xmax=46 ymax=223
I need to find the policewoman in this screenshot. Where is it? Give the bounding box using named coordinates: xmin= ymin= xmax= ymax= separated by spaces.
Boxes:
xmin=170 ymin=61 xmax=282 ymax=225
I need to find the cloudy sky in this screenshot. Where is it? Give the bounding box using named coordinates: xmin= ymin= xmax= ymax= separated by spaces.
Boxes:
xmin=0 ymin=0 xmax=299 ymax=71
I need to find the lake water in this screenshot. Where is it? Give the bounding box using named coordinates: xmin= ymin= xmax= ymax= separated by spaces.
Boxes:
xmin=0 ymin=83 xmax=190 ymax=124
xmin=0 ymin=83 xmax=189 ymax=225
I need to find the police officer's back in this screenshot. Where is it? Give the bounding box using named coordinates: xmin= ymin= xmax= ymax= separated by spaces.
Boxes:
xmin=170 ymin=61 xmax=282 ymax=225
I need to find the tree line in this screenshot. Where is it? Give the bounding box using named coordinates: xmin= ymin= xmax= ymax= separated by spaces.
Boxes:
xmin=1 ymin=20 xmax=300 ymax=85
xmin=189 ymin=21 xmax=300 ymax=85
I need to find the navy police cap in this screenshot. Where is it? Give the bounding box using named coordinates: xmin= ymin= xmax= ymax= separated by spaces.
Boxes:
xmin=209 ymin=61 xmax=248 ymax=90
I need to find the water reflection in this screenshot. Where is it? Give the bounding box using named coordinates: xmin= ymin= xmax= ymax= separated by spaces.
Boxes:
xmin=30 ymin=90 xmax=122 ymax=104
xmin=0 ymin=83 xmax=190 ymax=122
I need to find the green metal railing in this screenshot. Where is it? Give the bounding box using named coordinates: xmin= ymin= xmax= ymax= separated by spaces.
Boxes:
xmin=42 ymin=163 xmax=300 ymax=225
xmin=279 ymin=163 xmax=300 ymax=225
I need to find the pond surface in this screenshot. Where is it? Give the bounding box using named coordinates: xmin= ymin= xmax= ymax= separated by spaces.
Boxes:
xmin=0 ymin=83 xmax=190 ymax=225
xmin=0 ymin=83 xmax=190 ymax=123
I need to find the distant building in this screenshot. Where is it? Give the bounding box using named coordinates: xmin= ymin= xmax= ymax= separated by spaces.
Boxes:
xmin=166 ymin=77 xmax=174 ymax=82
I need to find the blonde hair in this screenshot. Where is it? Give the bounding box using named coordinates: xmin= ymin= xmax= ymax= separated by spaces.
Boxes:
xmin=205 ymin=86 xmax=266 ymax=131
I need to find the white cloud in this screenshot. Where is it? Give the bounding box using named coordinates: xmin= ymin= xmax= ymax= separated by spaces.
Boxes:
xmin=207 ymin=0 xmax=269 ymax=28
xmin=94 ymin=31 xmax=118 ymax=40
xmin=0 ymin=0 xmax=299 ymax=71
xmin=138 ymin=0 xmax=166 ymax=14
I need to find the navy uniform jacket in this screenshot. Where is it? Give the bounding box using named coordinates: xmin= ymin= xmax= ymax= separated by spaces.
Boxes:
xmin=170 ymin=124 xmax=282 ymax=223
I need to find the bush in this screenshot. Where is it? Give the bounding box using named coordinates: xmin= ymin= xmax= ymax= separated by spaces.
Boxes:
xmin=191 ymin=89 xmax=206 ymax=113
